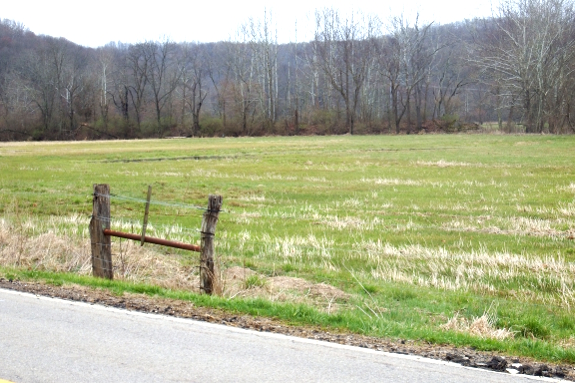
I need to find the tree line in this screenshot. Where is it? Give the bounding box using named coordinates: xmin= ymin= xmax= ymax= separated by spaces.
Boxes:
xmin=1 ymin=0 xmax=574 ymax=141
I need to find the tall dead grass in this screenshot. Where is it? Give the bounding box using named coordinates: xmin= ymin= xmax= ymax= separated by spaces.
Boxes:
xmin=357 ymin=241 xmax=575 ymax=309
xmin=0 ymin=214 xmax=353 ymax=310
xmin=441 ymin=306 xmax=515 ymax=340
xmin=0 ymin=214 xmax=200 ymax=291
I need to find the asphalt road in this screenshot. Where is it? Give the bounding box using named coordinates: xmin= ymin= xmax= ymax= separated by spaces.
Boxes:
xmin=0 ymin=288 xmax=559 ymax=383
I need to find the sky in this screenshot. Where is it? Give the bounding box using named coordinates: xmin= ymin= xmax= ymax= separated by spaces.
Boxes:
xmin=2 ymin=0 xmax=498 ymax=48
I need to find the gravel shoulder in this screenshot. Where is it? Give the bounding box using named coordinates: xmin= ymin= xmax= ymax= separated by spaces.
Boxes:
xmin=1 ymin=278 xmax=573 ymax=381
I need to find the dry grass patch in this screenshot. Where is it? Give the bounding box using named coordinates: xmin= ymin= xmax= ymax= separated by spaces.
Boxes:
xmin=362 ymin=241 xmax=575 ymax=307
xmin=237 ymin=194 xmax=266 ymax=202
xmin=557 ymin=203 xmax=575 ymax=217
xmin=503 ymin=216 xmax=563 ymax=237
xmin=556 ymin=182 xmax=575 ymax=194
xmin=360 ymin=177 xmax=424 ymax=186
xmin=0 ymin=215 xmax=200 ymax=291
xmin=442 ymin=215 xmax=574 ymax=239
xmin=221 ymin=266 xmax=349 ymax=312
xmin=559 ymin=337 xmax=575 ymax=349
xmin=1 ymin=215 xmax=349 ymax=311
xmin=322 ymin=215 xmax=370 ymax=230
xmin=233 ymin=211 xmax=263 ymax=224
xmin=416 ymin=159 xmax=480 ymax=167
xmin=441 ymin=310 xmax=515 ymax=340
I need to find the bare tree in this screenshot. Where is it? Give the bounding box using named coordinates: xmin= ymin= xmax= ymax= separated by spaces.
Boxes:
xmin=95 ymin=47 xmax=114 ymax=129
xmin=433 ymin=47 xmax=469 ymax=120
xmin=226 ymin=29 xmax=259 ymax=135
xmin=470 ymin=0 xmax=575 ymax=132
xmin=207 ymin=42 xmax=232 ymax=130
xmin=246 ymin=9 xmax=279 ymax=129
xmin=388 ymin=14 xmax=438 ymax=133
xmin=179 ymin=43 xmax=210 ymax=136
xmin=126 ymin=43 xmax=150 ymax=133
xmin=60 ymin=45 xmax=88 ymax=135
xmin=144 ymin=39 xmax=180 ymax=134
xmin=18 ymin=39 xmax=65 ymax=136
xmin=377 ymin=35 xmax=404 ymax=133
xmin=312 ymin=8 xmax=379 ymax=134
xmin=0 ymin=69 xmax=35 ymax=138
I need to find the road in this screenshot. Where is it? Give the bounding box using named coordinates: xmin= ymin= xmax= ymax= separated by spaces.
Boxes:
xmin=0 ymin=288 xmax=559 ymax=383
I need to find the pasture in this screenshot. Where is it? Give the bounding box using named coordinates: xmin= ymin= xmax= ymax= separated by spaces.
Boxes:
xmin=1 ymin=134 xmax=575 ymax=362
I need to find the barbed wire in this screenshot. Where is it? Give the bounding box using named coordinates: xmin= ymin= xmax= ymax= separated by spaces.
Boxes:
xmin=212 ymin=237 xmax=352 ymax=255
xmin=94 ymin=193 xmax=208 ymax=211
xmin=90 ymin=216 xmax=203 ymax=238
xmin=0 ymin=190 xmax=228 ymax=213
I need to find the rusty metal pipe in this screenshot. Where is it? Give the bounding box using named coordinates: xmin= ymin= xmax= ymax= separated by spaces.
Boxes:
xmin=103 ymin=229 xmax=201 ymax=252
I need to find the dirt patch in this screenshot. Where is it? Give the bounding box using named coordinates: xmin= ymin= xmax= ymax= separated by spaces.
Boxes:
xmin=269 ymin=276 xmax=349 ymax=312
xmin=224 ymin=265 xmax=258 ymax=281
xmin=99 ymin=155 xmax=242 ymax=163
xmin=268 ymin=275 xmax=349 ymax=301
xmin=221 ymin=267 xmax=349 ymax=312
xmin=0 ymin=278 xmax=573 ymax=381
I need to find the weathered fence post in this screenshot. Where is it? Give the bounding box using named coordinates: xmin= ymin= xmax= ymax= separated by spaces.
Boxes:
xmin=141 ymin=185 xmax=152 ymax=246
xmin=200 ymin=195 xmax=222 ymax=295
xmin=89 ymin=184 xmax=113 ymax=280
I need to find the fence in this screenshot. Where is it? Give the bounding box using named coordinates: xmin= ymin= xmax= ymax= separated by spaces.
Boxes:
xmin=89 ymin=184 xmax=222 ymax=295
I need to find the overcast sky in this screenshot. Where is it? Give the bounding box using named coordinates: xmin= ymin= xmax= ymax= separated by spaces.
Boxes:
xmin=2 ymin=0 xmax=498 ymax=48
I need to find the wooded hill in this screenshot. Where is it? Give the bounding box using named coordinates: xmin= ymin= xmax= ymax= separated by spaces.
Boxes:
xmin=1 ymin=0 xmax=574 ymax=140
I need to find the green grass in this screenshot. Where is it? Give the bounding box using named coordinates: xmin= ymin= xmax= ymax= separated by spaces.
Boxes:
xmin=244 ymin=274 xmax=267 ymax=289
xmin=1 ymin=134 xmax=575 ymax=363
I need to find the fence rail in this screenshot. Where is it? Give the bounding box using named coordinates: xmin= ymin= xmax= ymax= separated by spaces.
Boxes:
xmin=103 ymin=229 xmax=201 ymax=252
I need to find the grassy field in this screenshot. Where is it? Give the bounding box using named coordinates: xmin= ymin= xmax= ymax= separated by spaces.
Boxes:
xmin=1 ymin=134 xmax=575 ymax=362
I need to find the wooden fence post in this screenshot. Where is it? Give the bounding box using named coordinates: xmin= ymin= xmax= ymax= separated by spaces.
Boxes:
xmin=200 ymin=195 xmax=222 ymax=295
xmin=89 ymin=184 xmax=113 ymax=280
xmin=141 ymin=185 xmax=152 ymax=246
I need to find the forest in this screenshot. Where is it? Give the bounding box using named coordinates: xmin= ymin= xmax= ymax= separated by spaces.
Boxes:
xmin=1 ymin=0 xmax=575 ymax=140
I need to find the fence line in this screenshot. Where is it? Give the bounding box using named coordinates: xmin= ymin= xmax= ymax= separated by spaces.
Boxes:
xmin=90 ymin=215 xmax=202 ymax=236
xmin=1 ymin=190 xmax=261 ymax=217
xmin=3 ymin=186 xmax=573 ymax=311
xmin=90 ymin=184 xmax=222 ymax=295
xmin=0 ymin=190 xmax=225 ymax=213
xmin=94 ymin=192 xmax=208 ymax=211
